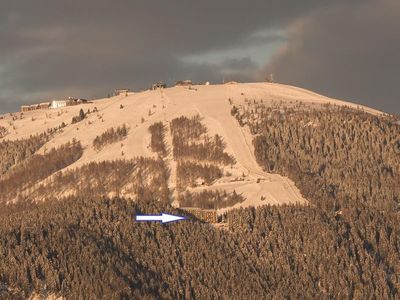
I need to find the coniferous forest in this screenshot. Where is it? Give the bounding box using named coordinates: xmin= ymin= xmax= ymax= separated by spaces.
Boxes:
xmin=0 ymin=103 xmax=399 ymax=299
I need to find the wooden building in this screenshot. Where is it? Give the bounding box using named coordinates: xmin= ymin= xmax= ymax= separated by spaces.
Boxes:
xmin=30 ymin=104 xmax=40 ymax=111
xmin=151 ymin=82 xmax=167 ymax=90
xmin=40 ymin=102 xmax=50 ymax=109
xmin=66 ymin=98 xmax=88 ymax=106
xmin=115 ymin=88 xmax=130 ymax=96
xmin=21 ymin=97 xmax=88 ymax=112
xmin=76 ymin=98 xmax=88 ymax=104
xmin=180 ymin=207 xmax=218 ymax=223
xmin=175 ymin=80 xmax=192 ymax=86
xmin=21 ymin=105 xmax=30 ymax=112
xmin=21 ymin=103 xmax=48 ymax=112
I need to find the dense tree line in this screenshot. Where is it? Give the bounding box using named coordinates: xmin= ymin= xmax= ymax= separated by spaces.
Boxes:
xmin=28 ymin=157 xmax=170 ymax=204
xmin=178 ymin=189 xmax=244 ymax=209
xmin=0 ymin=133 xmax=49 ymax=176
xmin=0 ymin=197 xmax=265 ymax=299
xmin=93 ymin=124 xmax=128 ymax=151
xmin=0 ymin=122 xmax=69 ymax=176
xmin=239 ymin=104 xmax=400 ymax=212
xmin=176 ymin=161 xmax=223 ymax=190
xmin=148 ymin=122 xmax=167 ymax=156
xmin=170 ymin=115 xmax=207 ymax=140
xmin=0 ymin=140 xmax=83 ymax=204
xmin=172 ymin=136 xmax=235 ymax=165
xmin=170 ymin=115 xmax=235 ymax=165
xmin=203 ymin=100 xmax=400 ymax=297
xmin=226 ymin=204 xmax=400 ymax=299
xmin=0 ymin=195 xmax=398 ymax=299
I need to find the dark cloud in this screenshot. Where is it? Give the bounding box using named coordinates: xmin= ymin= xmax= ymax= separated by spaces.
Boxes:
xmin=1 ymin=0 xmax=397 ymax=114
xmin=264 ymin=0 xmax=400 ymax=114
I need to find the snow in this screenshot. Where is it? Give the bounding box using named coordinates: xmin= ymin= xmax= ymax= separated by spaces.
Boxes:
xmin=0 ymin=82 xmax=384 ymax=210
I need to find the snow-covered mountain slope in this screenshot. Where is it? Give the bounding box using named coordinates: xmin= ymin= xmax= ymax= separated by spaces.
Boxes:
xmin=0 ymin=82 xmax=383 ymax=210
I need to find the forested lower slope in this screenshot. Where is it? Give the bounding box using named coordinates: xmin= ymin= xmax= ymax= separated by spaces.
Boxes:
xmin=0 ymin=196 xmax=399 ymax=299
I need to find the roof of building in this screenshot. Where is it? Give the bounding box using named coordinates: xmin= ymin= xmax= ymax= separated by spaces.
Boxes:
xmin=176 ymin=80 xmax=192 ymax=85
xmin=180 ymin=207 xmax=217 ymax=212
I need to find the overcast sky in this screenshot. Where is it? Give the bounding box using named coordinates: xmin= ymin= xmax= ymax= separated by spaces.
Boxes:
xmin=0 ymin=0 xmax=398 ymax=114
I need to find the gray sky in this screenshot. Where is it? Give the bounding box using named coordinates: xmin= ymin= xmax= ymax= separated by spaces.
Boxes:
xmin=0 ymin=0 xmax=398 ymax=114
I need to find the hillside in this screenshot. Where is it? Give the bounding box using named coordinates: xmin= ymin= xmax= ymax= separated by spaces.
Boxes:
xmin=0 ymin=82 xmax=399 ymax=299
xmin=0 ymin=82 xmax=384 ymax=210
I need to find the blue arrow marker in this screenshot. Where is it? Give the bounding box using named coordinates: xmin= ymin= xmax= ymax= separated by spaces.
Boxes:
xmin=136 ymin=213 xmax=187 ymax=224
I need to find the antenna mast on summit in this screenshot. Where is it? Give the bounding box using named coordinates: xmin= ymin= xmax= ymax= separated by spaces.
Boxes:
xmin=269 ymin=73 xmax=275 ymax=83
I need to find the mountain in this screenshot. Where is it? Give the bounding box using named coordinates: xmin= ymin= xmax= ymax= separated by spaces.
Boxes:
xmin=0 ymin=82 xmax=382 ymax=208
xmin=0 ymin=82 xmax=399 ymax=299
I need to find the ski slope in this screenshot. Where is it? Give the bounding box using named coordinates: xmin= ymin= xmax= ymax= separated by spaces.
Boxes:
xmin=0 ymin=82 xmax=383 ymax=209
